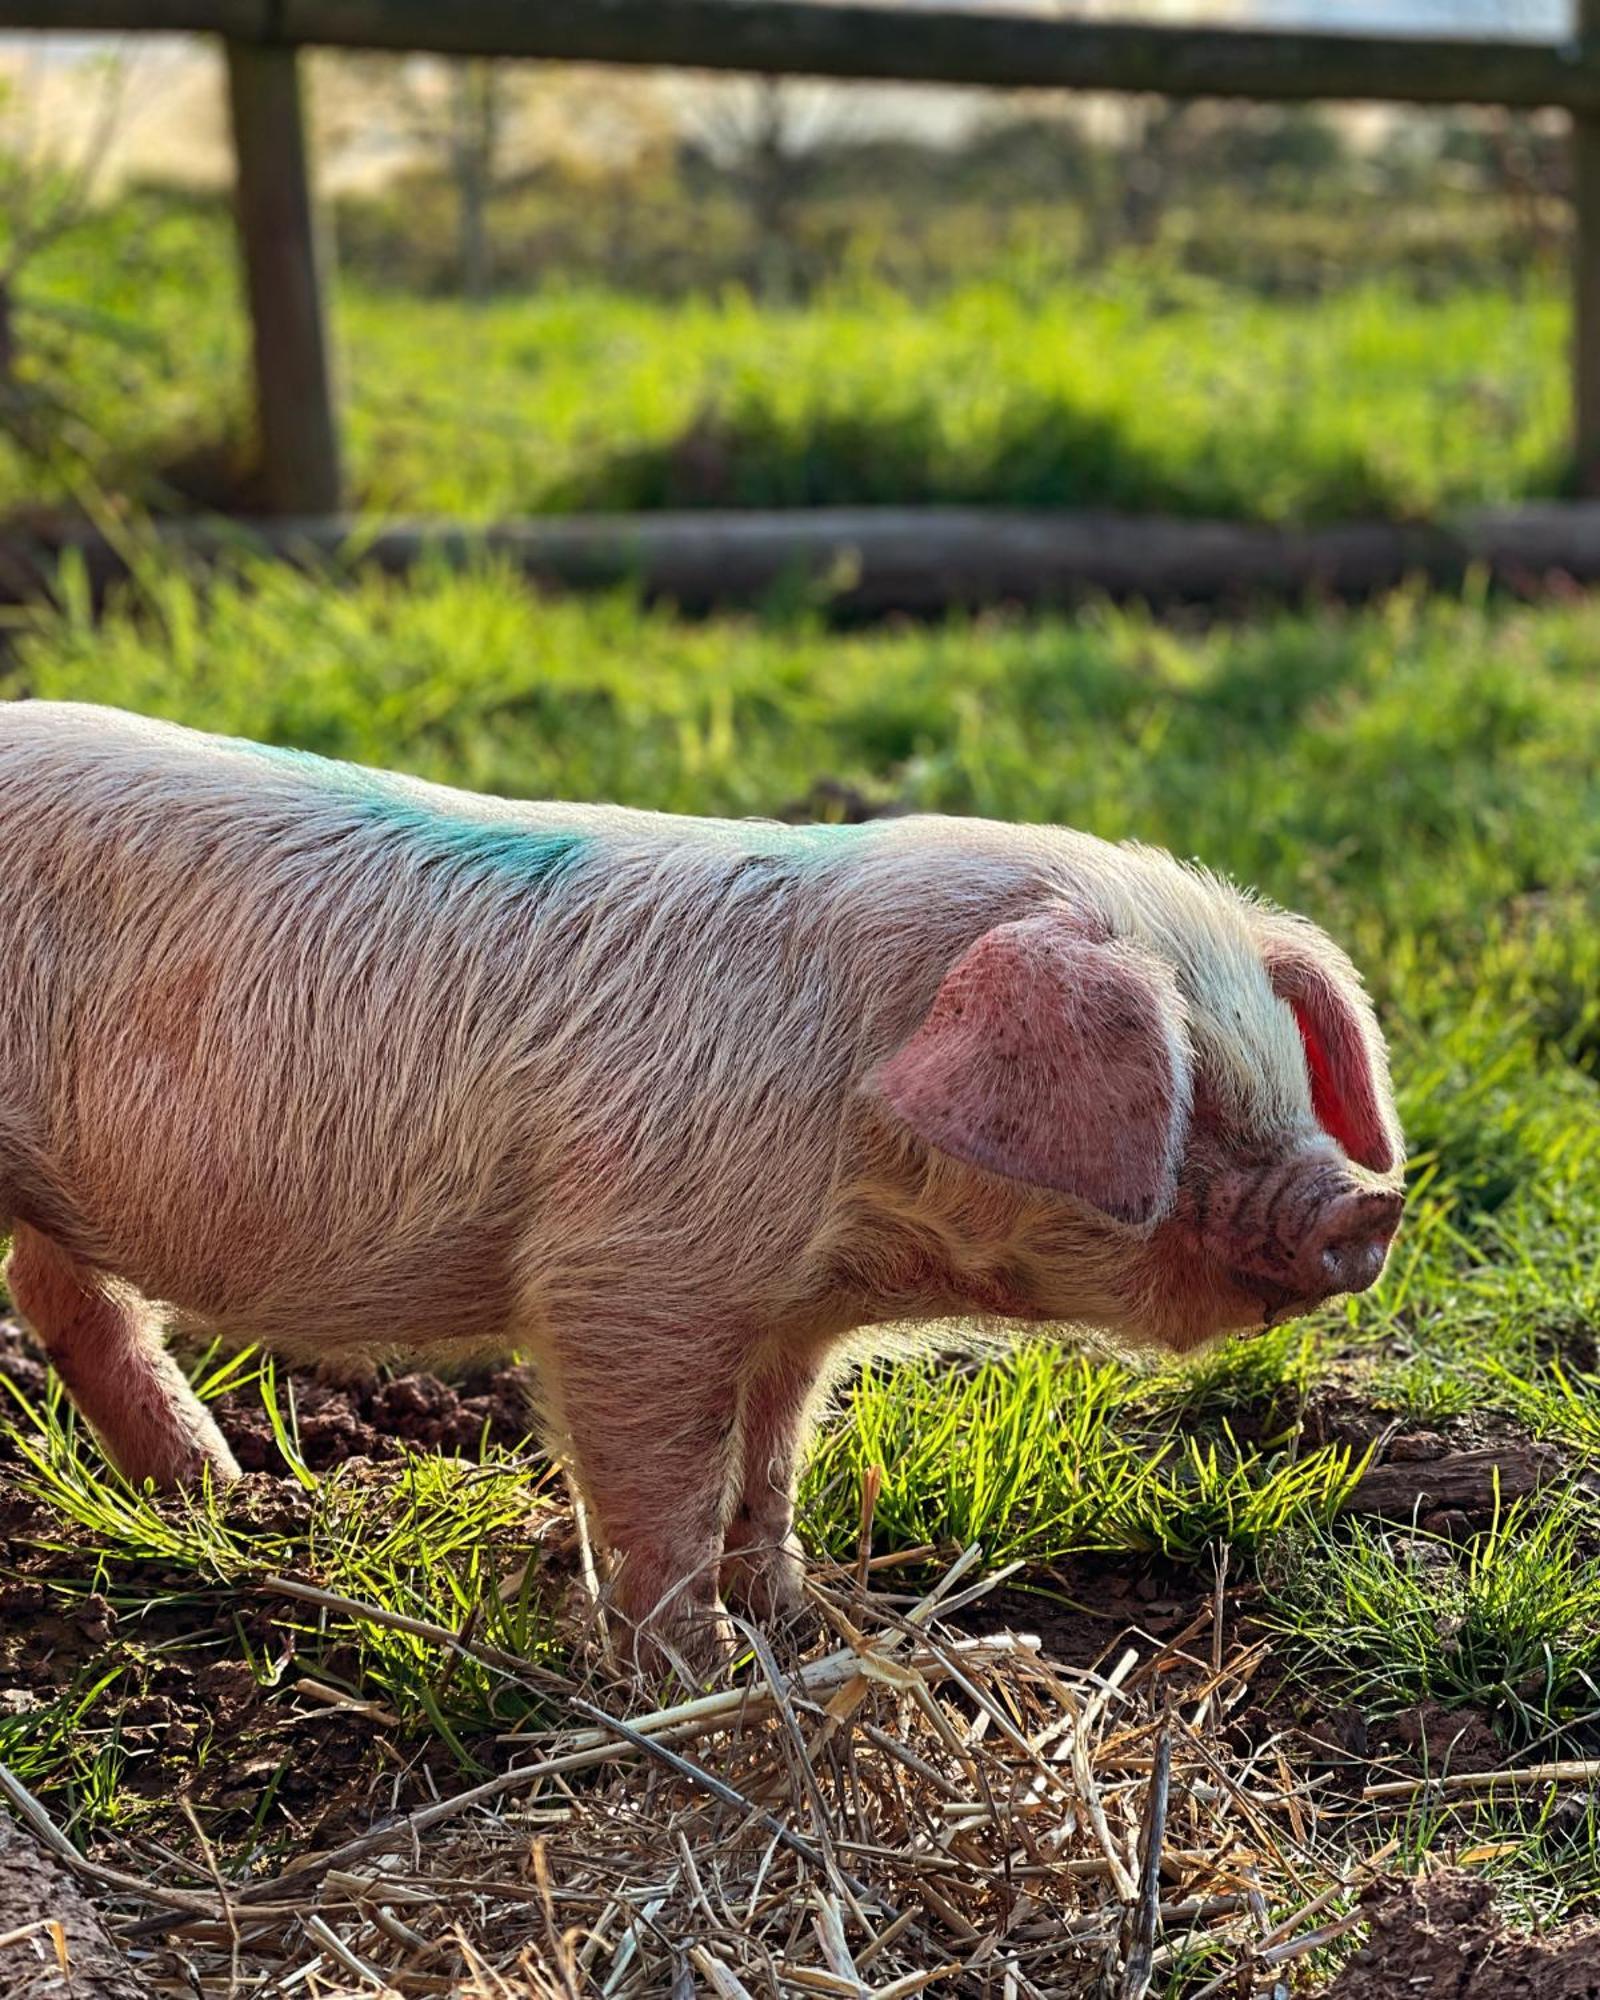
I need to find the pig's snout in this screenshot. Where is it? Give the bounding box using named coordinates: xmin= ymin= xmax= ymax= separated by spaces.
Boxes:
xmin=1306 ymin=1186 xmax=1404 ymax=1300
xmin=1218 ymin=1175 xmax=1403 ymax=1320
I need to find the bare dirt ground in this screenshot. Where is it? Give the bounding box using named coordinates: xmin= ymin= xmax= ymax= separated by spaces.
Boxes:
xmin=0 ymin=1814 xmax=148 ymax=1999
xmin=1327 ymin=1872 xmax=1600 ymax=1999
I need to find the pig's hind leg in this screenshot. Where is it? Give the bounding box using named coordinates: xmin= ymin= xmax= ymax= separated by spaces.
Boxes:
xmin=4 ymin=1223 xmax=240 ymax=1490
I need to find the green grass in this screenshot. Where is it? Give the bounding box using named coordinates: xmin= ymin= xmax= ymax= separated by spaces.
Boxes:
xmin=341 ymin=274 xmax=1562 ymax=521
xmin=1264 ymin=1499 xmax=1600 ymax=1748
xmin=7 ymin=191 xmax=1569 ymax=523
xmin=804 ymin=1349 xmax=1367 ymax=1569
xmin=1 ymin=538 xmax=1598 ymax=1943
xmin=6 ymin=547 xmax=1597 ymax=1449
xmin=1 ymin=1362 xmax=562 ymax=1837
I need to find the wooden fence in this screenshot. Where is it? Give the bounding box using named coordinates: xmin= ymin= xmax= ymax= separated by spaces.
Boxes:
xmin=3 ymin=0 xmax=1598 ymax=531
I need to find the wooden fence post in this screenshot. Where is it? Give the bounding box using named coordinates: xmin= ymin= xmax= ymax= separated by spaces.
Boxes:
xmin=225 ymin=39 xmax=343 ymax=515
xmin=1576 ymin=0 xmax=1600 ymax=494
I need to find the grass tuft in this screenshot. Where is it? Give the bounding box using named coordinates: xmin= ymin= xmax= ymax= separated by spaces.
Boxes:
xmin=1265 ymin=1497 xmax=1600 ymax=1747
xmin=803 ymin=1347 xmax=1365 ymax=1570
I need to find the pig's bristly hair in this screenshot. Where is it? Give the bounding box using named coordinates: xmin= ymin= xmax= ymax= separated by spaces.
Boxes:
xmin=0 ymin=702 xmax=1388 ymax=1342
xmin=0 ymin=702 xmax=1402 ymax=1657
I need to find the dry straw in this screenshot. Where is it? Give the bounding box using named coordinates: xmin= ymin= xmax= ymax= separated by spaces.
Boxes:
xmin=2 ymin=1545 xmax=1401 ymax=1997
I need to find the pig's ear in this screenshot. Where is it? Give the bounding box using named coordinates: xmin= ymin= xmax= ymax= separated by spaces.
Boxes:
xmin=866 ymin=915 xmax=1191 ymax=1224
xmin=1265 ymin=941 xmax=1399 ymax=1175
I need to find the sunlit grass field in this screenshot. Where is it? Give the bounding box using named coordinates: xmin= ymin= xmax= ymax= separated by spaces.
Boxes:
xmin=3 ymin=562 xmax=1596 ymax=1828
xmin=1 ymin=197 xmax=1598 ymax=1958
xmin=12 ymin=193 xmax=1566 ymax=522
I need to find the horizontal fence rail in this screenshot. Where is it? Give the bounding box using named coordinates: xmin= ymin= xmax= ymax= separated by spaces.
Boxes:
xmin=3 ymin=1 xmax=1595 ymax=110
xmin=10 ymin=506 xmax=1600 ymax=616
xmin=3 ymin=0 xmax=1599 ymax=535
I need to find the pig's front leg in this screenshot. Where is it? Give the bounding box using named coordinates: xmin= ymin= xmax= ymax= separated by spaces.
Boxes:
xmin=721 ymin=1346 xmax=822 ymax=1627
xmin=552 ymin=1321 xmax=743 ymax=1678
xmin=4 ymin=1223 xmax=241 ymax=1491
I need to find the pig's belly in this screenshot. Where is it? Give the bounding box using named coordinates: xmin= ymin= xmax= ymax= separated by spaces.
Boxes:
xmin=49 ymin=1173 xmax=526 ymax=1359
xmin=27 ymin=1015 xmax=539 ymax=1353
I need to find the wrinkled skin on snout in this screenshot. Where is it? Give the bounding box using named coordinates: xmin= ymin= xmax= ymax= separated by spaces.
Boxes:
xmin=1098 ymin=1147 xmax=1401 ymax=1369
xmin=0 ymin=705 xmax=1406 ymax=1680
xmin=1158 ymin=1146 xmax=1403 ymax=1340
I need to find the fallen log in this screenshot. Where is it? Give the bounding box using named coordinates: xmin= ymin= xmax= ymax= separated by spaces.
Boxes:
xmin=1339 ymin=1444 xmax=1568 ymax=1521
xmin=0 ymin=1816 xmax=147 ymax=2000
xmin=4 ymin=502 xmax=1600 ymax=617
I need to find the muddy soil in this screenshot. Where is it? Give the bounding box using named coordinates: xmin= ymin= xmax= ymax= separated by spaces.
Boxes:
xmin=0 ymin=1314 xmax=539 ymax=1474
xmin=0 ymin=1314 xmax=557 ymax=1854
xmin=0 ymin=1310 xmax=1552 ymax=1810
xmin=0 ymin=1493 xmax=440 ymax=1852
xmin=1301 ymin=1380 xmax=1553 ymax=1469
xmin=213 ymin=1356 xmax=538 ymax=1473
xmin=958 ymin=1556 xmax=1246 ymax=1670
xmin=5 ymin=1312 xmax=1600 ymax=1988
xmin=1327 ymin=1870 xmax=1600 ymax=1998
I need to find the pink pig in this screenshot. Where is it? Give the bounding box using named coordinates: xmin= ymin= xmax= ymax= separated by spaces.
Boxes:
xmin=0 ymin=703 xmax=1403 ymax=1669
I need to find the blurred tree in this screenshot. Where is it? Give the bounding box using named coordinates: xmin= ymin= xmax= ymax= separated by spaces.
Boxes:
xmin=0 ymin=48 xmax=129 ymax=458
xmin=681 ymin=77 xmax=843 ymax=298
xmin=323 ymin=56 xmax=685 ymax=301
xmin=1120 ymin=100 xmax=1195 ymax=250
xmin=1372 ymin=109 xmax=1564 ymax=268
xmin=324 ymin=54 xmax=517 ymax=301
xmin=446 ymin=59 xmax=502 ymax=302
xmin=1482 ymin=112 xmax=1565 ymax=264
xmin=956 ymin=109 xmax=1099 ymax=203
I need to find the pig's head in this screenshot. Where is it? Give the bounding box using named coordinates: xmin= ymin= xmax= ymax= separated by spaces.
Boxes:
xmin=864 ymin=879 xmax=1404 ymax=1350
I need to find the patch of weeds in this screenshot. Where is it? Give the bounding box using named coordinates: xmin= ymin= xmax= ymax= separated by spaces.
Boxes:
xmin=1396 ymin=1030 xmax=1553 ymax=1225
xmin=1264 ymin=1497 xmax=1600 ymax=1749
xmin=1491 ymin=1786 xmax=1600 ymax=1925
xmin=1478 ymin=1360 xmax=1600 ymax=1462
xmin=0 ymin=1363 xmax=566 ymax=1841
xmin=1369 ymin=1354 xmax=1486 ymax=1426
xmin=1359 ymin=1789 xmax=1600 ymax=1932
xmin=4 ymin=1367 xmax=271 ymax=1579
xmin=802 ymin=1346 xmax=1365 ymax=1572
xmin=1108 ymin=1429 xmax=1367 ymax=1563
xmin=802 ymin=1349 xmax=1142 ymax=1567
xmin=0 ymin=1662 xmax=133 ymax=1813
xmin=298 ymin=1447 xmax=565 ymax=1748
xmin=15 ymin=187 xmax=1575 ymax=523
xmin=1140 ymin=1321 xmax=1321 ymax=1441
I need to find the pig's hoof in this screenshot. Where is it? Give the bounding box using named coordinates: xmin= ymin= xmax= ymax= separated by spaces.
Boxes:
xmin=118 ymin=1423 xmax=242 ymax=1495
xmin=748 ymin=1596 xmax=823 ymax=1659
xmin=628 ymin=1606 xmax=739 ymax=1686
xmin=191 ymin=1441 xmax=244 ymax=1490
xmin=722 ymin=1533 xmax=808 ymax=1623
